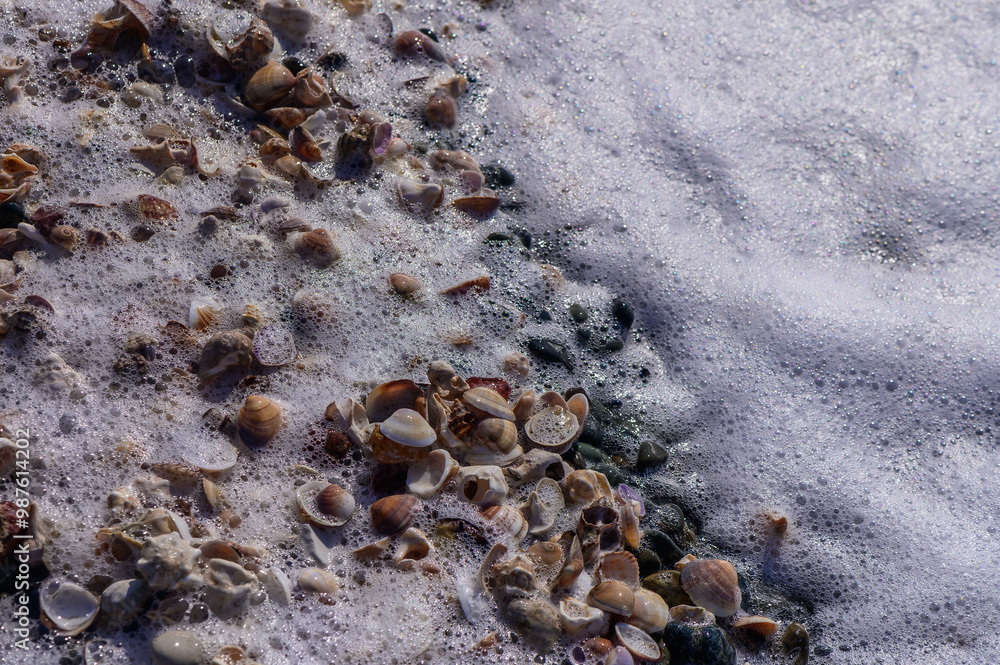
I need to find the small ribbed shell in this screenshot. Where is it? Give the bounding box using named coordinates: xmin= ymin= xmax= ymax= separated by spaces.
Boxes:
xmin=626 ymin=588 xmax=668 ymax=634
xmin=380 ymin=408 xmax=436 ymax=447
xmin=296 ymin=481 xmax=355 ymax=528
xmin=245 ymin=61 xmax=296 ymax=109
xmin=189 ymin=297 xmax=220 ymax=331
xmin=474 ymin=417 xmax=518 ymax=453
xmin=523 ymin=477 xmax=565 ymax=535
xmin=298 ymin=567 xmax=339 ymax=594
xmin=237 ymin=395 xmax=282 ymax=445
xmin=597 ymin=551 xmax=640 ymax=588
xmin=462 ymin=387 xmax=515 ymax=421
xmin=679 ymin=558 xmax=741 ymax=618
xmin=614 ymin=623 xmax=660 ymax=662
xmin=366 ymin=379 xmax=422 ymax=422
xmin=406 ymin=449 xmax=459 ymax=498
xmin=525 ymin=405 xmax=579 ymax=453
xmin=588 ymin=580 xmax=635 ymax=616
xmin=482 ymin=504 xmax=528 ymax=542
xmin=559 ymin=597 xmax=610 ymax=639
xmin=370 ymin=494 xmax=418 ymax=534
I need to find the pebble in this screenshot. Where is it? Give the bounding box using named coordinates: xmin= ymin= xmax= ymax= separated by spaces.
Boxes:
xmin=569 ymin=303 xmax=588 ymax=322
xmin=635 ymin=549 xmax=661 ymax=578
xmin=641 ymin=570 xmax=692 ymax=607
xmin=593 ymin=462 xmax=626 ymax=487
xmin=138 ymin=59 xmax=174 ymax=85
xmin=151 ymin=630 xmax=205 ymax=665
xmin=644 ymin=529 xmax=685 ymax=568
xmin=60 ymin=87 xmax=82 ymax=103
xmin=0 ymin=202 xmax=27 ymax=229
xmin=660 ymin=622 xmax=735 ymax=665
xmin=261 ymin=197 xmax=291 ymax=213
xmin=575 ymin=443 xmax=608 ymax=465
xmin=636 ymin=440 xmax=669 ymax=471
xmin=612 ymin=298 xmax=634 ymax=329
xmin=482 ymin=164 xmax=516 ymax=189
xmin=527 ymin=338 xmax=573 ymax=371
xmin=173 ymin=56 xmax=195 ymax=87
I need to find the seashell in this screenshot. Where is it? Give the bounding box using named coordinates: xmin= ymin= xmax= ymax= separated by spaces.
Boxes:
xmin=290 ymin=126 xmax=322 ymax=162
xmin=504 ymin=352 xmax=531 ymax=378
xmin=605 ymin=646 xmax=635 ymax=665
xmin=456 ymin=465 xmax=508 ymax=507
xmin=39 ymin=580 xmax=100 ymax=635
xmin=136 ymin=533 xmax=203 ymax=590
xmin=101 ymin=578 xmax=152 ymax=628
xmin=237 ymin=395 xmax=283 ymax=446
xmin=579 ymin=500 xmax=622 ymax=564
xmin=394 ymin=527 xmax=432 ymax=562
xmin=151 ymin=463 xmax=201 ymax=493
xmin=617 ymin=495 xmax=643 ymax=550
xmin=549 ymin=534 xmax=584 ymax=590
xmin=426 ymin=89 xmax=457 ymax=129
xmin=525 ymin=405 xmax=580 ymax=454
xmin=482 ymin=504 xmax=528 ymax=542
xmin=389 ymin=272 xmax=422 ymax=295
xmin=370 ymin=423 xmax=431 ymax=465
xmin=614 ymin=623 xmax=661 ymax=662
xmin=259 ymin=137 xmax=291 ymax=158
xmin=478 ymin=542 xmax=508 ymax=593
xmin=505 ymin=448 xmax=569 ymax=488
xmin=204 ymin=559 xmax=258 ymax=619
xmin=426 ymin=360 xmax=469 ymax=399
xmin=261 ymin=0 xmax=315 ymax=41
xmin=370 ymin=494 xmax=418 ymax=534
xmin=452 ymin=189 xmax=501 ymax=217
xmin=562 ymin=469 xmax=614 ymax=504
xmin=560 ymin=597 xmax=610 ymax=639
xmin=406 ymin=449 xmax=459 ymax=497
xmin=298 ymin=567 xmax=339 ymax=594
xmin=463 ymin=387 xmax=515 ymax=421
xmin=466 ymin=377 xmax=512 ymax=400
xmin=782 ymin=621 xmax=810 ymax=661
xmin=353 ymin=537 xmax=391 ymax=563
xmin=50 ymin=225 xmax=77 ymax=251
xmin=526 ymin=540 xmax=563 ymax=567
xmin=669 ymin=604 xmax=716 ymax=626
xmin=597 ymin=551 xmax=640 ymax=588
xmin=474 ymin=417 xmax=518 ymax=453
xmin=151 ymin=630 xmax=205 ymax=665
xmin=395 ymin=31 xmax=448 ymax=62
xmin=538 ymin=390 xmax=568 ymax=409
xmin=626 ymin=588 xmax=669 ymax=634
xmin=588 ymin=580 xmax=635 ymax=616
xmin=734 ymin=614 xmax=780 ymax=636
xmin=397 ymin=179 xmax=444 ymax=210
xmin=265 ymin=106 xmax=308 ymax=129
xmin=679 ymin=558 xmax=741 ymax=618
xmin=225 ymin=19 xmax=274 ymax=71
xmin=366 ymin=379 xmax=422 ymax=422
xmin=674 ymin=553 xmax=697 ymax=570
xmin=291 ymin=68 xmax=333 ymax=108
xmin=189 ymin=296 xmax=220 ymax=331
xmin=200 ymin=540 xmax=242 ymax=564
xmin=334 ymin=123 xmax=373 ymax=180
xmin=245 ymin=61 xmax=296 ymax=110
xmin=463 ymin=443 xmax=523 ymax=467
xmin=567 ymin=391 xmax=589 ymax=429
xmin=257 ymin=566 xmax=293 ymax=606
xmin=297 ymin=481 xmax=355 ymax=527
xmin=512 ymin=389 xmax=536 ymax=422
xmin=523 ymin=477 xmax=565 ymax=536
xmin=325 ymin=398 xmax=370 ymax=446
xmin=288 ymin=228 xmax=340 ymax=267
xmin=137 ymin=194 xmax=178 ymax=221
xmin=442 ymin=275 xmax=491 ymax=295
xmin=199 ymin=329 xmax=253 ymax=385
xmin=504 ymin=597 xmax=563 ymax=651
xmin=380 ymin=408 xmax=436 ymax=447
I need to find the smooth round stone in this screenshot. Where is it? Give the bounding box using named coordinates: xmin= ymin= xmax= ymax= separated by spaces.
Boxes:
xmin=641 ymin=570 xmax=693 ymax=607
xmin=482 ymin=164 xmax=516 ymax=189
xmin=0 ymin=201 xmax=27 ymax=229
xmin=174 ymin=56 xmax=195 ymax=87
xmin=636 ymin=440 xmax=669 ymax=471
xmin=138 ymin=58 xmax=174 ymax=84
xmin=577 ymin=420 xmax=604 ymax=445
xmin=593 ymin=463 xmax=626 ymax=487
xmin=645 ymin=529 xmax=685 ymax=569
xmin=635 ymin=549 xmax=661 ymax=578
xmin=655 ymin=503 xmax=687 ymax=538
xmin=612 ymin=298 xmax=635 ymax=328
xmin=569 ymin=302 xmax=588 ymax=322
xmin=661 ymin=622 xmax=735 ymax=665
xmin=151 ymin=630 xmax=204 ymax=665
xmin=576 ymin=443 xmax=608 ymax=464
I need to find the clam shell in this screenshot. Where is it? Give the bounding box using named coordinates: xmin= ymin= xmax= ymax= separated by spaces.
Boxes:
xmin=618 ymin=498 xmax=643 ymax=550
xmin=151 ymin=631 xmax=205 ymax=665
xmin=626 ymin=588 xmax=669 ymax=634
xmin=512 ymin=389 xmax=536 ymax=422
xmin=406 ymin=449 xmax=460 ymax=497
xmin=614 ymin=623 xmax=661 ymax=661
xmin=523 ymin=477 xmax=565 ymax=535
xmin=237 ymin=395 xmax=282 ymax=446
xmin=525 ymin=405 xmax=579 ymax=453
xmin=353 ymin=537 xmax=392 ymax=563
xmin=456 ymin=465 xmax=508 ymax=507
xmin=734 ymin=614 xmax=780 ymax=636
xmin=597 ymin=551 xmax=640 ymax=588
xmin=296 ymin=481 xmax=355 ymax=527
xmin=366 ymin=379 xmax=422 ymax=422
xmin=39 ymin=580 xmax=99 ymax=635
xmin=452 ymin=190 xmax=501 ymax=217
xmin=189 ymin=297 xmax=220 ymax=331
xmin=482 ymin=504 xmax=528 ymax=542
xmin=199 ymin=330 xmax=253 ymax=384
xmin=380 ymin=408 xmax=436 ymax=447
xmin=605 ymin=646 xmax=635 ymax=665
xmin=462 ymin=387 xmax=515 ymax=421
xmin=463 ymin=442 xmax=523 ymax=467
xmin=290 ymin=228 xmax=340 ymax=266
xmin=245 ymin=61 xmax=296 ymax=109
xmin=370 ymin=494 xmax=418 ymax=534
xmin=474 ymin=417 xmax=518 ymax=453
xmin=298 ymin=567 xmax=339 ymax=594
xmin=679 ymin=558 xmax=741 ymax=618
xmin=559 ymin=597 xmax=610 ymax=638
xmin=394 ymin=527 xmax=432 ymax=562
xmin=370 ymin=424 xmax=431 ymax=464
xmin=397 ymin=179 xmax=443 ymax=210
xmin=588 ymin=580 xmax=635 ymax=616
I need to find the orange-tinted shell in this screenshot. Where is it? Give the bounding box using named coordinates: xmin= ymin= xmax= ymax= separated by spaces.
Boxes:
xmin=245 ymin=62 xmax=296 ymax=109
xmin=237 ymin=395 xmax=282 ymax=445
xmin=369 ymin=424 xmax=430 ymax=464
xmin=587 ymin=580 xmax=635 ymax=616
xmin=370 ymin=494 xmax=418 ymax=534
xmin=679 ymin=558 xmax=741 ymax=618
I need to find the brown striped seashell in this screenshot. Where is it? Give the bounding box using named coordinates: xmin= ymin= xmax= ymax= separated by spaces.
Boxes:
xmin=549 ymin=534 xmax=584 ymax=590
xmin=370 ymin=494 xmax=418 ymax=534
xmin=369 ymin=424 xmax=431 ymax=464
xmin=482 ymin=504 xmax=528 ymax=542
xmin=290 ymin=126 xmax=322 ymax=162
xmin=291 ymin=68 xmax=332 ymax=108
xmin=733 ymin=615 xmax=780 ymax=636
xmin=452 ymin=189 xmax=501 ymax=218
xmin=289 ymin=228 xmax=340 ymax=267
xmin=559 ymin=597 xmax=610 ymax=639
xmin=245 ymin=61 xmax=296 ymax=110
xmin=561 ymin=469 xmax=613 ymax=504
xmin=406 ymin=449 xmax=459 ymax=498
xmin=189 ymin=297 xmax=220 ymax=331
xmin=237 ymin=395 xmax=282 ymax=446
xmin=526 ymin=540 xmax=563 ymax=567
xmin=297 ymin=481 xmax=355 ymax=527
xmin=366 ymin=379 xmax=422 ymax=422
xmin=353 ymin=537 xmax=391 ymax=563
xmin=394 ymin=527 xmax=431 ymax=562
xmin=50 ymin=225 xmax=77 ymax=251
xmin=525 ymin=405 xmax=580 ymax=454
xmin=474 ymin=417 xmax=518 ymax=453
xmin=389 ymin=272 xmax=422 ymax=295
xmin=679 ymin=558 xmax=741 ymax=618
xmin=597 ymin=551 xmax=640 ymax=588
xmin=456 ymin=465 xmax=508 ymax=507
xmin=626 ymin=588 xmax=669 ymax=634
xmin=614 ymin=623 xmax=661 ymax=662
xmin=588 ymin=580 xmax=635 ymax=616
xmin=463 ymin=387 xmax=515 ymax=421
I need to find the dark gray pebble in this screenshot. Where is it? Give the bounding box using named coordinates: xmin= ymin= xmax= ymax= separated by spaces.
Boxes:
xmin=575 ymin=443 xmax=607 ymax=465
xmin=527 ymin=338 xmax=573 ymax=371
xmin=174 ymin=56 xmax=196 ymax=87
xmin=636 ymin=440 xmax=669 ymax=471
xmin=635 ymin=549 xmax=661 ymax=578
xmin=661 ymin=622 xmax=736 ymax=665
xmin=577 ymin=421 xmax=604 ymax=446
xmin=138 ymin=58 xmax=174 ymax=85
xmin=612 ymin=298 xmax=635 ymax=328
xmin=645 ymin=529 xmax=685 ymax=567
xmin=482 ymin=164 xmax=516 ymax=189
xmin=592 ymin=463 xmax=626 ymax=487
xmin=569 ymin=303 xmax=588 ymax=322
xmin=0 ymin=201 xmax=27 ymax=229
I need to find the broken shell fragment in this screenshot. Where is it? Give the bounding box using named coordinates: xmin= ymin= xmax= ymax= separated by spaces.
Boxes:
xmin=614 ymin=623 xmax=661 ymax=662
xmin=395 ymin=30 xmax=448 ymax=62
xmin=523 ymin=477 xmax=565 ymax=536
xmin=679 ymin=558 xmax=741 ymax=618
xmin=452 ymin=189 xmax=501 ymax=217
xmin=39 ymin=580 xmax=100 ymax=635
xmin=456 ymin=465 xmax=508 ymax=507
xmin=559 ymin=597 xmax=610 ymax=639
xmin=237 ymin=395 xmax=283 ymax=446
xmin=394 ymin=527 xmax=432 ymax=562
xmin=549 ymin=534 xmax=584 ymax=590
xmin=370 ymin=494 xmax=418 ymax=534
xmin=101 ymin=578 xmax=152 ymax=628
xmin=297 ymin=481 xmax=356 ymax=527
xmin=353 ymin=537 xmax=391 ymax=563
xmin=588 ymin=580 xmax=635 ymax=616
xmin=426 ymin=88 xmax=457 ymax=128
xmin=442 ymin=275 xmax=490 ymax=296
xmin=406 ymin=449 xmax=459 ymax=498
xmin=397 ymin=179 xmax=444 ymax=211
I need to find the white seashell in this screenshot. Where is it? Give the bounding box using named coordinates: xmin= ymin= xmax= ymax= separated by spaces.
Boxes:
xmin=261 ymin=0 xmax=315 ymax=40
xmin=258 ymin=566 xmax=293 ymax=606
xmin=380 ymin=408 xmax=436 ymax=447
xmin=298 ymin=567 xmax=339 ymax=594
xmin=426 ymin=360 xmax=469 ymax=399
xmin=524 ymin=405 xmax=579 ymax=454
xmin=626 ymin=588 xmax=669 ymax=634
xmin=296 ymin=481 xmax=356 ymax=527
xmin=605 ymin=646 xmax=635 ymax=665
xmin=457 ymin=577 xmax=490 ymax=623
xmin=397 ymin=179 xmax=443 ymax=210
xmin=614 ymin=623 xmax=661 ymax=662
xmin=189 ymin=297 xmax=220 ymax=331
xmin=325 ymin=398 xmax=370 ymax=446
xmin=559 ymin=597 xmax=610 ymax=638
xmin=39 ymin=580 xmax=99 ymax=635
xmin=503 ymin=352 xmax=531 ymax=378
xmin=406 ymin=449 xmax=459 ymax=497
xmin=299 ymin=523 xmax=331 ymax=566
xmin=505 ymin=448 xmax=570 ymax=487
xmin=463 ymin=387 xmax=516 ymax=421
xmin=136 ymin=533 xmax=203 ymax=590
xmin=523 ymin=477 xmax=565 ymax=535
xmin=151 ymin=630 xmax=205 ymax=665
xmin=394 ymin=527 xmax=432 ymax=563
xmin=456 ymin=465 xmax=508 ymax=507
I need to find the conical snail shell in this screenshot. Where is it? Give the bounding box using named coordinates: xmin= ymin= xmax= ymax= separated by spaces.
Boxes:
xmin=245 ymin=61 xmax=296 ymax=109
xmin=237 ymin=395 xmax=282 ymax=445
xmin=679 ymin=558 xmax=741 ymax=618
xmin=370 ymin=494 xmax=418 ymax=534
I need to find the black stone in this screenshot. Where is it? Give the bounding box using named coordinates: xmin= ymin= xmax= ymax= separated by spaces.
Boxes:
xmin=737 ymin=572 xmax=751 ymax=611
xmin=174 ymin=55 xmax=196 ymax=87
xmin=661 ymin=622 xmax=735 ymax=665
xmin=318 ymin=51 xmax=349 ymax=70
xmin=635 ymin=549 xmax=661 ymax=578
xmin=418 ymin=28 xmax=439 ymax=42
xmin=612 ymin=298 xmax=635 ymax=328
xmin=593 ymin=463 xmax=626 ymax=487
xmin=137 ymin=58 xmax=174 ymax=85
xmin=636 ymin=440 xmax=669 ymax=471
xmin=482 ymin=164 xmax=516 ymax=189
xmin=654 ymin=503 xmax=687 ymax=538
xmin=569 ymin=303 xmax=588 ymax=322
xmin=575 ymin=443 xmax=607 ymax=465
xmin=645 ymin=529 xmax=685 ymax=567
xmin=527 ymin=338 xmax=573 ymax=371
xmin=538 ymin=310 xmax=552 ymax=322
xmin=0 ymin=201 xmax=27 ymax=229
xmin=484 ymin=232 xmax=513 ymax=242
xmin=576 ymin=327 xmax=592 ymax=343
xmin=282 ymin=56 xmax=306 ymax=75
xmin=577 ymin=421 xmax=604 ymax=446
xmin=514 ymin=229 xmax=531 ymax=248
